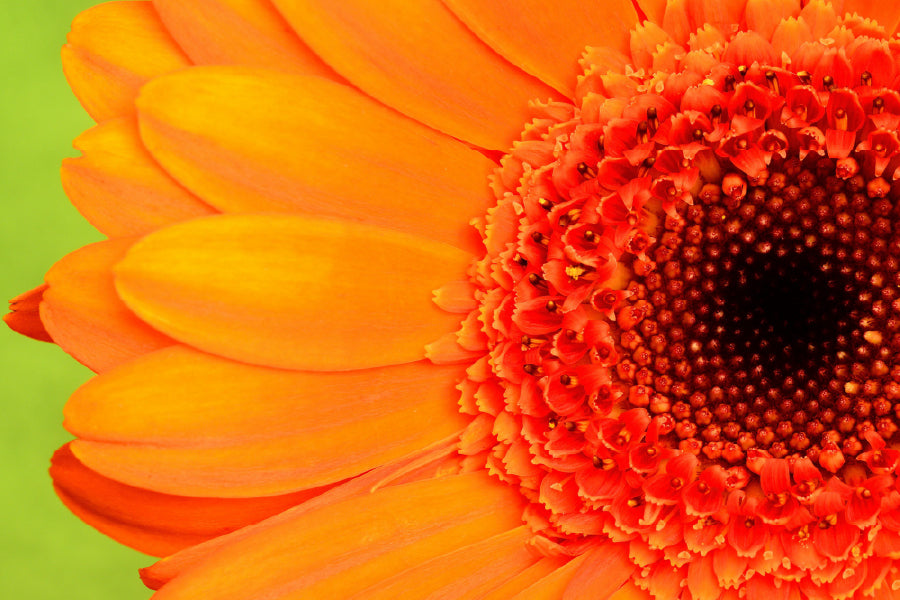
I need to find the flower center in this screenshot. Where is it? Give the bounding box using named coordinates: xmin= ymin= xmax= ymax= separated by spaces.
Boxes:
xmin=436 ymin=7 xmax=900 ymax=595
xmin=616 ymin=160 xmax=900 ymax=468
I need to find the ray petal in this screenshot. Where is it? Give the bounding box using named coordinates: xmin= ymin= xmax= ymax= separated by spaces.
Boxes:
xmin=349 ymin=527 xmax=539 ymax=600
xmin=66 ymin=346 xmax=468 ymax=496
xmin=114 ymin=214 xmax=469 ymax=371
xmin=152 ymin=0 xmax=336 ymax=76
xmin=5 ymin=285 xmax=52 ymax=343
xmin=51 ymin=444 xmax=327 ymax=557
xmin=442 ymin=0 xmax=637 ymax=97
xmin=269 ymin=0 xmax=561 ymax=149
xmin=62 ymin=117 xmax=217 ymax=238
xmin=137 ymin=66 xmax=492 ymax=252
xmin=61 ymin=1 xmax=190 ymax=122
xmin=41 ymin=238 xmax=174 ymax=372
xmin=147 ymin=473 xmax=525 ymax=599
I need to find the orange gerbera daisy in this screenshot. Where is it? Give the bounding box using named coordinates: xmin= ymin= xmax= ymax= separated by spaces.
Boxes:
xmin=11 ymin=0 xmax=900 ymax=597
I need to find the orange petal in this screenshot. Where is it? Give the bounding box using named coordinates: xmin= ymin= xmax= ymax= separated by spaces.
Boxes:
xmin=146 ymin=472 xmax=524 ymax=599
xmin=5 ymin=284 xmax=52 ymax=342
xmin=51 ymin=444 xmax=328 ymax=557
xmin=443 ymin=0 xmax=637 ymax=97
xmin=480 ymin=557 xmax=571 ymax=600
xmin=511 ymin=552 xmax=589 ymax=599
xmin=269 ymin=0 xmax=561 ymax=150
xmin=66 ymin=345 xmax=469 ymax=496
xmin=563 ymin=543 xmax=637 ymax=599
xmin=635 ymin=0 xmax=667 ymax=24
xmin=41 ymin=238 xmax=173 ymax=372
xmin=352 ymin=527 xmax=538 ymax=599
xmin=136 ymin=67 xmax=492 ymax=252
xmin=141 ymin=442 xmax=465 ymax=589
xmin=843 ymin=0 xmax=900 ymax=34
xmin=745 ymin=0 xmax=802 ymax=41
xmin=608 ymin=581 xmax=654 ymax=600
xmin=62 ymin=117 xmax=216 ymax=237
xmin=152 ymin=0 xmax=336 ymax=76
xmin=686 ymin=0 xmax=747 ymax=33
xmin=61 ymin=1 xmax=190 ymax=122
xmin=114 ymin=214 xmax=470 ymax=371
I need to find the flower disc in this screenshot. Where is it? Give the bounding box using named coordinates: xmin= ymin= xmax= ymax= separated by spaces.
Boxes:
xmin=437 ymin=5 xmax=900 ymax=596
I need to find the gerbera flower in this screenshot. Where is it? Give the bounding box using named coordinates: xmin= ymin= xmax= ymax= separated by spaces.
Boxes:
xmin=11 ymin=0 xmax=900 ymax=597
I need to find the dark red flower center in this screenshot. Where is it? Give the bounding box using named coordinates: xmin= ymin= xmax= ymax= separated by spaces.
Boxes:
xmin=614 ymin=158 xmax=900 ymax=471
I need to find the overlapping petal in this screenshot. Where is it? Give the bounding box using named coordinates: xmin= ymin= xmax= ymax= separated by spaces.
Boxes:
xmin=350 ymin=527 xmax=539 ymax=599
xmin=4 ymin=285 xmax=52 ymax=343
xmin=145 ymin=472 xmax=525 ymax=599
xmin=65 ymin=345 xmax=469 ymax=496
xmin=51 ymin=444 xmax=328 ymax=556
xmin=136 ymin=66 xmax=493 ymax=251
xmin=442 ymin=0 xmax=637 ymax=97
xmin=113 ymin=214 xmax=469 ymax=371
xmin=269 ymin=0 xmax=562 ymax=149
xmin=62 ymin=1 xmax=190 ymax=121
xmin=41 ymin=238 xmax=174 ymax=372
xmin=61 ymin=117 xmax=217 ymax=238
xmin=844 ymin=0 xmax=900 ymax=34
xmin=152 ymin=0 xmax=336 ymax=76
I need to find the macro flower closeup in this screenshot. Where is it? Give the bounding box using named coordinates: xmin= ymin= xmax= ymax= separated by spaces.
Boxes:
xmin=12 ymin=0 xmax=900 ymax=597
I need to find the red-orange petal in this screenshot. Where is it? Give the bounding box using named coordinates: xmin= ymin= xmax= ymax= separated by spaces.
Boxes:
xmin=269 ymin=0 xmax=561 ymax=150
xmin=114 ymin=214 xmax=470 ymax=371
xmin=41 ymin=238 xmax=173 ymax=372
xmin=61 ymin=1 xmax=190 ymax=122
xmin=843 ymin=0 xmax=900 ymax=34
xmin=66 ymin=345 xmax=468 ymax=496
xmin=442 ymin=0 xmax=637 ymax=97
xmin=350 ymin=527 xmax=539 ymax=599
xmin=152 ymin=0 xmax=337 ymax=76
xmin=51 ymin=444 xmax=328 ymax=557
xmin=136 ymin=66 xmax=492 ymax=252
xmin=61 ymin=117 xmax=216 ymax=238
xmin=5 ymin=284 xmax=53 ymax=342
xmin=147 ymin=472 xmax=525 ymax=599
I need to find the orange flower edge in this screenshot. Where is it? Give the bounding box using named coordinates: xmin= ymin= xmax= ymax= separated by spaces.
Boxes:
xmin=436 ymin=3 xmax=900 ymax=597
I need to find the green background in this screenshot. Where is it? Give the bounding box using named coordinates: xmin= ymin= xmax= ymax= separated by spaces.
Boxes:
xmin=1 ymin=2 xmax=152 ymax=598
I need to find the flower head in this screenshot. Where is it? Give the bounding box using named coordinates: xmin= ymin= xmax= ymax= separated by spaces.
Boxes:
xmin=11 ymin=0 xmax=900 ymax=598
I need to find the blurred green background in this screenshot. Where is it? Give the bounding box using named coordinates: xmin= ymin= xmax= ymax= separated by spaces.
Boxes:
xmin=1 ymin=1 xmax=151 ymax=598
